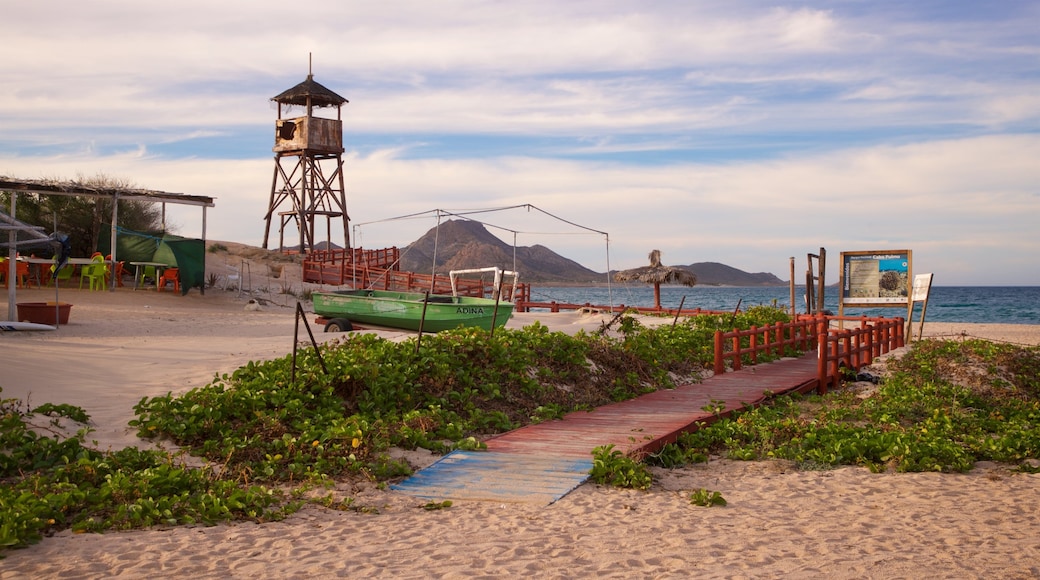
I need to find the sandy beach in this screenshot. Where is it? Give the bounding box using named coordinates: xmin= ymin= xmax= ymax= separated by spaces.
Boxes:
xmin=3 ymin=274 xmax=1040 ymax=579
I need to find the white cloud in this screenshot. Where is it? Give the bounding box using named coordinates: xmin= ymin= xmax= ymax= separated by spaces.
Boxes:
xmin=3 ymin=1 xmax=1039 ymax=285
xmin=5 ymin=133 xmax=1037 ymax=284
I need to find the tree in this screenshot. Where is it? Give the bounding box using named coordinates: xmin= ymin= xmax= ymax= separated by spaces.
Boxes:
xmin=1 ymin=174 xmax=166 ymax=257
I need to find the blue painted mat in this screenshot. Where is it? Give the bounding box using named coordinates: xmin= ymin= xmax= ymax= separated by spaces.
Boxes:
xmin=390 ymin=451 xmax=592 ymax=505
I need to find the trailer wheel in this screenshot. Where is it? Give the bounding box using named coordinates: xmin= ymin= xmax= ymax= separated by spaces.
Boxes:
xmin=324 ymin=318 xmax=353 ymax=332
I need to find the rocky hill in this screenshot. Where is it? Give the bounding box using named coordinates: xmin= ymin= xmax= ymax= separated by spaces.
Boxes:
xmin=399 ymin=220 xmax=601 ymax=283
xmin=678 ymin=262 xmax=786 ymax=287
xmin=398 ymin=220 xmax=785 ymax=285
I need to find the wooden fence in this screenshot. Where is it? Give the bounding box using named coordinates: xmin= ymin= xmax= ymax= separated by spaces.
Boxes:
xmin=712 ymin=318 xmax=818 ymax=376
xmin=712 ymin=314 xmax=905 ymax=394
xmin=301 ymin=248 xmax=531 ymax=301
xmin=515 ymin=300 xmax=727 ymax=316
xmin=302 ymin=247 xmax=401 ymax=286
xmin=815 ymin=316 xmax=904 ymax=394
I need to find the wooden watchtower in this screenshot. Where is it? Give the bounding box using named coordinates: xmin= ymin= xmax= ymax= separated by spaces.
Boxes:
xmin=262 ymin=64 xmax=350 ymax=254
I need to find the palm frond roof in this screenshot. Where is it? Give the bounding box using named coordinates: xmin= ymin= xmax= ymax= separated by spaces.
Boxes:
xmin=271 ymin=75 xmax=348 ymax=108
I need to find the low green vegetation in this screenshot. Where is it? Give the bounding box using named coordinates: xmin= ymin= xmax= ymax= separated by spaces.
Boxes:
xmin=1 ymin=310 xmax=788 ymax=553
xmin=590 ymin=444 xmax=653 ymax=490
xmin=0 ymin=400 xmax=290 ymax=553
xmin=6 ymin=308 xmax=1036 ymax=555
xmin=689 ymin=488 xmax=727 ymax=507
xmin=649 ymin=339 xmax=1040 ymax=474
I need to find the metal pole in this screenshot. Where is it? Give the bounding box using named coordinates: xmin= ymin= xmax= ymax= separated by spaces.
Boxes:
xmin=415 ymin=291 xmax=430 ymax=352
xmin=109 ymin=193 xmax=118 ymax=291
xmin=7 ymin=193 xmax=16 ymax=321
xmin=789 ymin=257 xmax=796 ymax=318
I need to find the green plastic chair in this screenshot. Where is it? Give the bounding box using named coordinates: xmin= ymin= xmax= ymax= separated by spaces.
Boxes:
xmin=79 ymin=257 xmax=108 ymax=291
xmin=138 ymin=265 xmax=157 ymax=290
xmin=50 ymin=263 xmax=75 ymax=286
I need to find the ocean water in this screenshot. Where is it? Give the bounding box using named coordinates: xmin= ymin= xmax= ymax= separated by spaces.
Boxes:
xmin=524 ymin=285 xmax=1040 ymax=325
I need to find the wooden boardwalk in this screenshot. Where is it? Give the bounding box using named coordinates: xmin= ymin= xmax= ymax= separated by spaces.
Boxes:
xmin=391 ymin=353 xmax=821 ymax=504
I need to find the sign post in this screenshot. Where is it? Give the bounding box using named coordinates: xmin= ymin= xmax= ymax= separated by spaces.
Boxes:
xmin=909 ymin=273 xmax=933 ymax=341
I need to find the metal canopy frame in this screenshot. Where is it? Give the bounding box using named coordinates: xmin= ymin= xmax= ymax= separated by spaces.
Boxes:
xmin=2 ymin=176 xmax=216 ymax=321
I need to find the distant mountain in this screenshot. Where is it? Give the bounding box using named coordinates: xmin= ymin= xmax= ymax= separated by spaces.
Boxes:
xmin=678 ymin=262 xmax=786 ymax=287
xmin=397 ymin=219 xmax=786 ymax=286
xmin=399 ymin=219 xmax=601 ymax=283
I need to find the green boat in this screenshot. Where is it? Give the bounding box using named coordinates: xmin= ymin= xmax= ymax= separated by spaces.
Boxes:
xmin=312 ymin=268 xmax=517 ymax=333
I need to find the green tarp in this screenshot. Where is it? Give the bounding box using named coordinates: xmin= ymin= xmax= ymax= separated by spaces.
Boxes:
xmin=99 ymin=226 xmax=206 ymax=295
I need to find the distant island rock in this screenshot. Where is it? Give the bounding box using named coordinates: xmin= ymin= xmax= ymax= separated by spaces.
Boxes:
xmin=676 ymin=262 xmax=786 ymax=287
xmin=397 ymin=219 xmax=786 ymax=286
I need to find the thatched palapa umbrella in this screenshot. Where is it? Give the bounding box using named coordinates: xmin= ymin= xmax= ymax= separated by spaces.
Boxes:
xmin=613 ymin=249 xmax=697 ymax=310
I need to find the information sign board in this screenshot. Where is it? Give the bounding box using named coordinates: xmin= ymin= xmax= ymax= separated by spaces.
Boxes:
xmin=840 ymin=250 xmax=912 ymax=306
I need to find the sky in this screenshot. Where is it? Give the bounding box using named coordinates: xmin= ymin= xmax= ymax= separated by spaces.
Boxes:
xmin=2 ymin=1 xmax=1039 ymax=285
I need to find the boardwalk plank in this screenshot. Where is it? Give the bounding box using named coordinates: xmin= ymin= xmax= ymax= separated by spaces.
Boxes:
xmin=393 ymin=353 xmax=820 ymax=504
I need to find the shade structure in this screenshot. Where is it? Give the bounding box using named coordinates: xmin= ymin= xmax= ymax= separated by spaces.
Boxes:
xmin=613 ymin=249 xmax=696 ymax=310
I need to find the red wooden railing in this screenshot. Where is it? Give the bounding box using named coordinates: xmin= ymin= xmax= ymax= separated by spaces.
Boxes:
xmin=303 ymin=247 xmax=401 ymax=286
xmin=302 ymin=247 xmax=531 ymax=301
xmin=514 ymin=299 xmax=728 ymax=317
xmin=712 ymin=318 xmax=818 ymax=376
xmin=815 ymin=316 xmax=904 ymax=394
xmin=712 ymin=314 xmax=905 ymax=394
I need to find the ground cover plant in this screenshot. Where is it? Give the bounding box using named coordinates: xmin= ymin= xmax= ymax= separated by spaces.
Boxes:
xmin=10 ymin=314 xmax=1037 ymax=554
xmin=650 ymin=338 xmax=1040 ymax=474
xmin=0 ymin=395 xmax=290 ymax=553
xmin=2 ymin=309 xmax=792 ymax=553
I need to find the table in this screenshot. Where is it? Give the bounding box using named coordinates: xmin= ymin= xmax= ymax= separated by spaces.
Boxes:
xmin=24 ymin=257 xmax=113 ymax=287
xmin=130 ymin=261 xmax=168 ymax=291
xmin=22 ymin=257 xmax=54 ymax=287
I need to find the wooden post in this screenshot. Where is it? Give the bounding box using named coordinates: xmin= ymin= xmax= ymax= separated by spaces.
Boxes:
xmin=817 ymin=332 xmax=828 ymax=395
xmin=713 ymin=331 xmax=725 ymax=375
xmin=789 ymin=257 xmax=796 ymax=318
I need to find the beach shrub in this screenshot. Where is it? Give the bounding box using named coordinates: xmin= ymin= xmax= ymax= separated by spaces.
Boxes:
xmin=589 ymin=444 xmax=653 ymax=490
xmin=0 ymin=394 xmax=289 ymax=553
xmin=655 ymin=339 xmax=1040 ymax=473
xmin=689 ymin=488 xmax=727 ymax=507
xmin=0 ymin=305 xmax=812 ymax=554
xmin=129 ymin=307 xmax=797 ymax=487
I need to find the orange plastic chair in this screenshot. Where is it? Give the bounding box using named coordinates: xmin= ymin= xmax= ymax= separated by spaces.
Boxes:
xmin=158 ymin=267 xmax=180 ymax=293
xmin=7 ymin=260 xmax=32 ymax=288
xmin=106 ymin=256 xmax=126 ymax=287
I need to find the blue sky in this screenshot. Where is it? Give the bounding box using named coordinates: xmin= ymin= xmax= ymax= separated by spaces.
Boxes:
xmin=2 ymin=1 xmax=1038 ymax=284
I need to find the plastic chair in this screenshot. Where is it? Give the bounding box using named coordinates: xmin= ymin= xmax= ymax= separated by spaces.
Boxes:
xmin=158 ymin=267 xmax=180 ymax=293
xmin=50 ymin=263 xmax=75 ymax=286
xmin=6 ymin=260 xmax=32 ymax=289
xmin=138 ymin=265 xmax=157 ymax=290
xmin=79 ymin=256 xmax=108 ymax=291
xmin=106 ymin=257 xmax=126 ymax=287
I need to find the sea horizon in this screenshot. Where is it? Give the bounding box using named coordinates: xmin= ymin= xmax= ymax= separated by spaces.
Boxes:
xmin=522 ymin=284 xmax=1040 ymax=325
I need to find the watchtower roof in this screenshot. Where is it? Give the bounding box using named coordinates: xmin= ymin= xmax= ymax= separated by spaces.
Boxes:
xmin=271 ymin=74 xmax=348 ymax=108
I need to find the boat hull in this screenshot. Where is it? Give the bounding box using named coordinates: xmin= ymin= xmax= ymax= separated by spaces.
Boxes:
xmin=312 ymin=289 xmax=513 ymax=332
